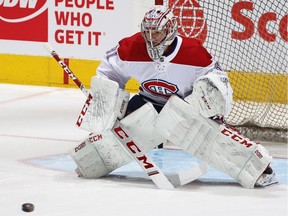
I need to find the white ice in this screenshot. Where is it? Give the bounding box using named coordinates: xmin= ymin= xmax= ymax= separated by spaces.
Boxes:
xmin=0 ymin=84 xmax=287 ymax=216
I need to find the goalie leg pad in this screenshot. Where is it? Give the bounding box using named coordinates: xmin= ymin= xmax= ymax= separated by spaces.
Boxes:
xmin=155 ymin=95 xmax=272 ymax=188
xmin=70 ymin=131 xmax=132 ymax=179
xmin=71 ymin=102 xmax=164 ymax=179
xmin=120 ymin=102 xmax=165 ymax=152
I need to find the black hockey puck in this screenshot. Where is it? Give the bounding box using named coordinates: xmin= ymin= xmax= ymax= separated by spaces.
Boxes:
xmin=22 ymin=203 xmax=34 ymax=212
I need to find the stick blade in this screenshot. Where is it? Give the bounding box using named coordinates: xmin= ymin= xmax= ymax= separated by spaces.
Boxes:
xmin=166 ymin=161 xmax=208 ymax=187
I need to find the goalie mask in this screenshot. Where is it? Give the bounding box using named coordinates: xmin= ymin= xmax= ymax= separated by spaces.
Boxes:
xmin=141 ymin=6 xmax=178 ymax=61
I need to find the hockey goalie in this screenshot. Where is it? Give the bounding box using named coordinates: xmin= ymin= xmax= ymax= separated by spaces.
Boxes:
xmin=70 ymin=5 xmax=277 ymax=189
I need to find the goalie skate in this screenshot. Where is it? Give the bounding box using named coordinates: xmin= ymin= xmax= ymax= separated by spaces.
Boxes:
xmin=255 ymin=166 xmax=278 ymax=187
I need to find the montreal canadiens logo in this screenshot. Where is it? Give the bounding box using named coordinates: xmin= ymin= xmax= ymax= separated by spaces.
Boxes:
xmin=0 ymin=0 xmax=48 ymax=23
xmin=141 ymin=79 xmax=179 ymax=99
xmin=169 ymin=0 xmax=208 ymax=44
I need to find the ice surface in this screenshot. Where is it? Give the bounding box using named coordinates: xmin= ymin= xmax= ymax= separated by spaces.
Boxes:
xmin=0 ymin=84 xmax=287 ymax=216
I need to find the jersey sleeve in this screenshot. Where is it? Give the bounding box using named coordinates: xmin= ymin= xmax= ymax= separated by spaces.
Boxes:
xmin=96 ymin=45 xmax=131 ymax=89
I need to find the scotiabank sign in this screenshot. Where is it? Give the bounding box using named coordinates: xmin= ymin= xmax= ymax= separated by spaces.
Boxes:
xmin=0 ymin=0 xmax=48 ymax=42
xmin=231 ymin=1 xmax=287 ymax=42
xmin=167 ymin=0 xmax=287 ymax=44
xmin=169 ymin=0 xmax=208 ymax=44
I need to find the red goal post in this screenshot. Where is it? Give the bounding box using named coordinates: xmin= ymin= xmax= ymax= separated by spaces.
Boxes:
xmin=155 ymin=0 xmax=287 ymax=142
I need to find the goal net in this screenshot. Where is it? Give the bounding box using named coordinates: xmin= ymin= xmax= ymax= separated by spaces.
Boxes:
xmin=157 ymin=0 xmax=287 ymax=142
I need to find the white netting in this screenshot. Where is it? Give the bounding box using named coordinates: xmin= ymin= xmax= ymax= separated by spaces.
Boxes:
xmin=161 ymin=0 xmax=287 ymax=141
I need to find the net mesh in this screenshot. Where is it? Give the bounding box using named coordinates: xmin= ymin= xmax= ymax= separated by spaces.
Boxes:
xmin=161 ymin=0 xmax=287 ymax=142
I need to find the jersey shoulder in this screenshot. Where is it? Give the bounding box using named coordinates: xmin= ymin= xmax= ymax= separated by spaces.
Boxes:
xmin=117 ymin=32 xmax=151 ymax=62
xmin=172 ymin=36 xmax=213 ymax=66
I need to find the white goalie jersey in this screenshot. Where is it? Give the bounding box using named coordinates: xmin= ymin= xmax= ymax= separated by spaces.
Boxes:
xmin=96 ymin=32 xmax=232 ymax=110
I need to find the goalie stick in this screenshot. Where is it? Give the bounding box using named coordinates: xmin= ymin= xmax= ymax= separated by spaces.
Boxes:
xmin=44 ymin=43 xmax=207 ymax=189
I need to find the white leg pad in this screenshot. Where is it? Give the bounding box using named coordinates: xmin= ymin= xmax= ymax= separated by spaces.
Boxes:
xmin=120 ymin=102 xmax=165 ymax=152
xmin=70 ymin=131 xmax=132 ymax=178
xmin=70 ymin=102 xmax=164 ymax=179
xmin=155 ymin=95 xmax=272 ymax=188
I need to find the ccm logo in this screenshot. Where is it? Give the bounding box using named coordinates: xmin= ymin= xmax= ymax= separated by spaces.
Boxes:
xmin=88 ymin=134 xmax=103 ymax=143
xmin=221 ymin=127 xmax=256 ymax=148
xmin=74 ymin=142 xmax=86 ymax=153
xmin=76 ymin=93 xmax=93 ymax=127
xmin=113 ymin=125 xmax=159 ymax=176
